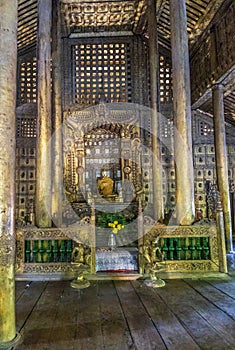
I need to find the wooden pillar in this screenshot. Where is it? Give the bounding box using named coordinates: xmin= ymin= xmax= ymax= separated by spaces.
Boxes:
xmin=51 ymin=0 xmax=63 ymax=227
xmin=216 ymin=196 xmax=228 ymax=272
xmin=212 ymin=84 xmax=233 ymax=252
xmin=148 ymin=0 xmax=164 ymax=221
xmin=170 ymin=0 xmax=195 ymax=225
xmin=0 ymin=0 xmax=18 ymax=345
xmin=36 ymin=0 xmax=52 ymax=227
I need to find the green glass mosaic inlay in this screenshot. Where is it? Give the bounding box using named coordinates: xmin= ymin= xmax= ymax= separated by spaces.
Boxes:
xmin=160 ymin=237 xmax=210 ymax=260
xmin=25 ymin=240 xmax=72 ymax=263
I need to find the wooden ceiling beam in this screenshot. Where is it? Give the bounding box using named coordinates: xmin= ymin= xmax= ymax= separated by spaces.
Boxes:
xmin=188 ymin=0 xmax=225 ymax=44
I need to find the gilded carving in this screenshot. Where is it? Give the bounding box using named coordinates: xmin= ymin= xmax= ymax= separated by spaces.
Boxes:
xmin=70 ymin=243 xmax=91 ymax=288
xmin=16 ymin=221 xmax=220 ymax=276
xmin=15 ymin=237 xmax=24 ymax=273
xmin=16 ymin=226 xmax=94 ymax=243
xmin=164 ymin=261 xmax=218 ymax=272
xmin=24 ymin=263 xmax=72 ymax=273
xmin=139 ymin=233 xmax=165 ymax=275
xmin=61 ymin=2 xmax=136 ymax=28
xmin=63 ymin=106 xmax=145 ymax=209
xmin=144 ymin=224 xmax=217 ymax=238
xmin=15 ymin=225 xmax=95 ymax=274
xmin=64 ymin=107 xmax=139 ymax=133
xmin=17 ymin=229 xmax=69 ymax=240
xmin=0 ymin=233 xmax=15 ymax=267
xmin=141 ymin=223 xmax=219 ymax=273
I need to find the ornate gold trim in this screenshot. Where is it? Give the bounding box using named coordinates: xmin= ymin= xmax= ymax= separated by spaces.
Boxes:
xmin=141 ymin=223 xmax=219 ymax=274
xmin=0 ymin=233 xmax=15 ymax=267
xmin=16 ymin=226 xmax=95 ymax=274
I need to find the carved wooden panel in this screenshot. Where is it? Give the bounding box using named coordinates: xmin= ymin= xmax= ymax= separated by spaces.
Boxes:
xmin=140 ymin=223 xmax=220 ymax=274
xmin=190 ymin=1 xmax=235 ymax=104
xmin=61 ymin=1 xmax=145 ymax=32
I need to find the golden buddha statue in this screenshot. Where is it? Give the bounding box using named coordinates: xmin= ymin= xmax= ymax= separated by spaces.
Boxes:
xmin=97 ymin=171 xmax=114 ymax=197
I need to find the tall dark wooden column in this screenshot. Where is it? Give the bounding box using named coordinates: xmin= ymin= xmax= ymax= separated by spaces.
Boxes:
xmin=0 ymin=0 xmax=18 ymax=345
xmin=170 ymin=0 xmax=195 ymax=225
xmin=213 ymin=84 xmax=233 ymax=252
xmin=36 ymin=0 xmax=52 ymax=227
xmin=51 ymin=0 xmax=63 ymax=227
xmin=148 ymin=0 xmax=164 ymax=221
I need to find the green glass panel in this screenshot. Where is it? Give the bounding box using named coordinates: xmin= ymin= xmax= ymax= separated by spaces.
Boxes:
xmin=202 ymin=237 xmax=210 ymax=259
xmin=37 ymin=240 xmax=44 ymax=263
xmin=53 ymin=240 xmax=59 ymax=262
xmin=32 ymin=240 xmax=38 ymax=263
xmin=45 ymin=240 xmax=52 ymax=263
xmin=161 ymin=238 xmax=168 ymax=260
xmin=189 ymin=237 xmax=196 ymax=260
xmin=60 ymin=240 xmax=66 ymax=262
xmin=25 ymin=240 xmax=31 ymax=263
xmin=66 ymin=240 xmax=72 ymax=262
xmin=182 ymin=237 xmax=189 ymax=260
xmin=196 ymin=237 xmax=203 ymax=260
xmin=168 ymin=238 xmax=174 ymax=260
xmin=175 ymin=238 xmax=182 ymax=260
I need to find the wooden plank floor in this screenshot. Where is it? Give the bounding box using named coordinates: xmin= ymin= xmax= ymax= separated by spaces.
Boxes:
xmin=13 ymin=277 xmax=235 ymax=350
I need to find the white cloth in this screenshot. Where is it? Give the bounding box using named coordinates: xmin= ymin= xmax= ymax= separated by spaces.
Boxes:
xmin=96 ymin=249 xmax=138 ymax=271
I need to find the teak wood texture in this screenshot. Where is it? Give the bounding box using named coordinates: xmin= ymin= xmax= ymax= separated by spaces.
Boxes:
xmin=14 ymin=277 xmax=235 ymax=349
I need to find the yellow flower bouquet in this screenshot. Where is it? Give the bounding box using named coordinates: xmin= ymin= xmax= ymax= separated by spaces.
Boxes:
xmin=108 ymin=220 xmax=124 ymax=234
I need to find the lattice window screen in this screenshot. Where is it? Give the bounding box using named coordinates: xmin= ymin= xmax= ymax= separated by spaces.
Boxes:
xmin=199 ymin=121 xmax=214 ymax=136
xmin=15 ymin=146 xmax=36 ymax=221
xmin=159 ymin=55 xmax=173 ymax=103
xmin=19 ymin=56 xmax=37 ymax=104
xmin=16 ymin=117 xmax=37 ymax=138
xmin=160 ymin=117 xmax=173 ymax=138
xmin=72 ymin=42 xmax=132 ymax=105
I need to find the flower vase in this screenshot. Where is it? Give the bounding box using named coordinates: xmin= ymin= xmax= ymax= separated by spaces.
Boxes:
xmin=108 ymin=232 xmax=117 ymax=250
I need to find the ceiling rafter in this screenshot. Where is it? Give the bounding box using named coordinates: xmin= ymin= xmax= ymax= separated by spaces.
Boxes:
xmin=16 ymin=0 xmax=234 ymax=124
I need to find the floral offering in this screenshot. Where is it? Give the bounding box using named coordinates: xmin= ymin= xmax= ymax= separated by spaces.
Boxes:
xmin=108 ymin=220 xmax=124 ymax=234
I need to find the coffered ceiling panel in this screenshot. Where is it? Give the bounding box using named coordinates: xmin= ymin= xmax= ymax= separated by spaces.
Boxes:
xmin=17 ymin=0 xmax=224 ymax=51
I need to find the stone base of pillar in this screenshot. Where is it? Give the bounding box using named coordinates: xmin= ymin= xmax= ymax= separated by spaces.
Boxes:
xmin=0 ymin=332 xmax=22 ymax=350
